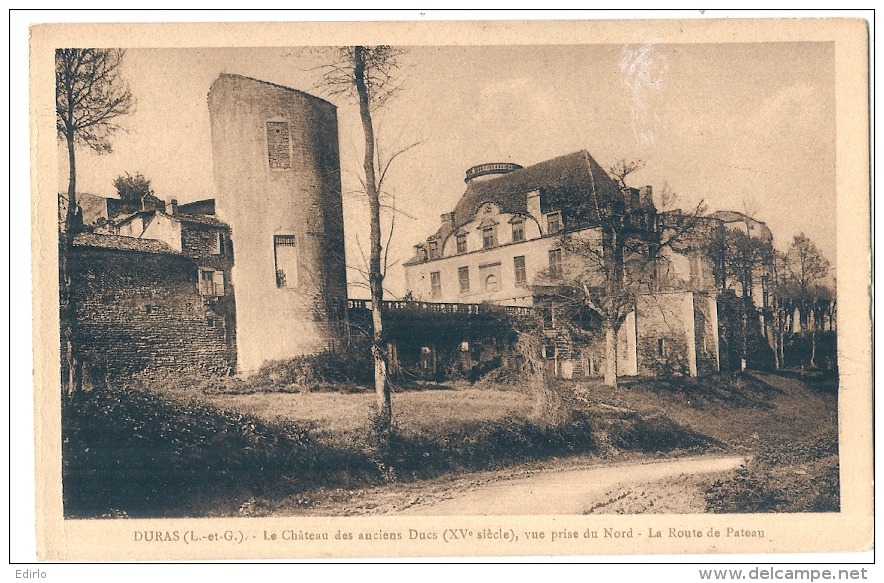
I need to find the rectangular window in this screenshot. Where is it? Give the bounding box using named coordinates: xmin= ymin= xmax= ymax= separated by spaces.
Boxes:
xmin=482 ymin=227 xmax=497 ymax=249
xmin=211 ymin=231 xmax=224 ymax=255
xmin=274 ymin=234 xmax=298 ymax=288
xmin=546 ymin=212 xmax=562 ymax=235
xmin=267 ymin=121 xmax=291 ymax=169
xmin=430 ymin=271 xmax=442 ymax=299
xmin=199 ymin=269 xmax=225 ymax=296
xmin=428 ymin=240 xmax=439 ymax=260
xmin=513 ymin=255 xmax=527 ymax=287
xmin=456 ymin=233 xmax=468 ymax=254
xmin=548 ymin=248 xmax=562 ymax=279
xmin=511 ymin=220 xmax=525 ymax=242
xmin=458 ymin=266 xmax=470 ymax=294
xmin=658 ymin=338 xmax=666 ymax=357
xmin=206 ymin=317 xmax=215 ymax=329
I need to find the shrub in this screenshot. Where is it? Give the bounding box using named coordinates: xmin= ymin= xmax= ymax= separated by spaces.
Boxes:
xmin=250 ymin=350 xmax=374 ymax=391
xmin=705 ymin=462 xmax=789 ymax=513
xmin=371 ymin=411 xmax=600 ymax=480
xmin=61 ymin=387 xmax=378 ymax=518
xmin=603 ymin=412 xmax=720 ymax=453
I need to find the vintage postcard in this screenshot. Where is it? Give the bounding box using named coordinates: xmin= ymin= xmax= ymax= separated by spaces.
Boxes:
xmin=29 ymin=17 xmax=871 ymax=561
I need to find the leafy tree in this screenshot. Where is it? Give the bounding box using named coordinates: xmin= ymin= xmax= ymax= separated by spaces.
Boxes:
xmin=113 ymin=171 xmax=155 ymax=206
xmin=56 ymin=48 xmax=135 ymax=394
xmin=318 ymin=46 xmax=408 ymax=431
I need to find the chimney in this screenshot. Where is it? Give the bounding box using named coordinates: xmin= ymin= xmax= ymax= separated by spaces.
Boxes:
xmin=526 ymin=189 xmax=542 ymax=221
xmin=639 ymin=186 xmax=654 ymax=208
xmin=440 ymin=212 xmax=455 ymax=229
xmin=170 ymin=198 xmax=178 ymax=216
xmin=623 ymin=187 xmax=640 ymax=209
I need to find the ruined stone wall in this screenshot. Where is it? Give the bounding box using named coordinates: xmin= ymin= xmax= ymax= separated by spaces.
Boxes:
xmin=635 ymin=291 xmax=698 ymax=377
xmin=69 ymin=247 xmax=236 ymax=381
xmin=693 ymin=293 xmax=720 ymax=374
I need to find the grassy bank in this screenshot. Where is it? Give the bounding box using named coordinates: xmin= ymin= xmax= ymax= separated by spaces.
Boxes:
xmin=62 ymin=369 xmax=837 ymax=517
xmin=62 ymin=379 xmax=715 ymax=518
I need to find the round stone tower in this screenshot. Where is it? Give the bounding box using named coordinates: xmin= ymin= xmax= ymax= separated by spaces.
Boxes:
xmin=208 ymin=74 xmax=348 ymax=373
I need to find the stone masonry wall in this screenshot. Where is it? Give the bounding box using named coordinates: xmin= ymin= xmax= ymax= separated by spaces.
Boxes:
xmin=635 ymin=291 xmax=697 ymax=377
xmin=69 ymin=247 xmax=236 ymax=381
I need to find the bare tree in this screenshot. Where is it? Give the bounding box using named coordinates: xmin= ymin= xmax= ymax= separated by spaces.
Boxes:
xmin=317 ymin=46 xmax=408 ymax=431
xmin=56 ymin=48 xmax=134 ymax=393
xmin=786 ymin=233 xmax=831 ymax=367
xmin=549 ymin=163 xmax=704 ymax=388
xmin=608 ymin=158 xmax=645 ymax=190
xmin=656 ymin=181 xmax=680 ymax=211
xmin=707 ymin=226 xmax=775 ymax=370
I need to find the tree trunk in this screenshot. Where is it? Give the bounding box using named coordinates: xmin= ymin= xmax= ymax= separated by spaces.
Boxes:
xmin=810 ymin=328 xmax=817 ymax=368
xmin=61 ymin=132 xmax=82 ymax=394
xmin=604 ymin=324 xmax=618 ymax=389
xmin=602 ymin=223 xmax=624 ymax=389
xmin=354 ymin=47 xmax=391 ymax=429
xmin=772 ymin=304 xmax=782 ymax=370
xmin=739 ymin=286 xmax=749 ymax=372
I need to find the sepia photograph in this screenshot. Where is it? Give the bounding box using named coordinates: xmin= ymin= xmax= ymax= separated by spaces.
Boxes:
xmin=25 ymin=16 xmax=872 ymax=561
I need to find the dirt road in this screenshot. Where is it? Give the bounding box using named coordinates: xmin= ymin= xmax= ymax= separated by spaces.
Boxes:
xmin=278 ymin=454 xmax=748 ymax=516
xmin=396 ymin=455 xmax=747 ymax=515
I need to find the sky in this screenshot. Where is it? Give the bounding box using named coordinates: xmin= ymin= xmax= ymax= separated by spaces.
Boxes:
xmin=58 ymin=43 xmax=837 ymax=297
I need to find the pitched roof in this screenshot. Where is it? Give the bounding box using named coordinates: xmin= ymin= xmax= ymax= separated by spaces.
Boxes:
xmin=72 ymin=233 xmax=178 ymax=255
xmin=451 ymin=150 xmax=620 ymax=228
xmin=174 ymin=213 xmax=228 ymax=228
xmin=113 ymin=209 xmax=228 ymax=229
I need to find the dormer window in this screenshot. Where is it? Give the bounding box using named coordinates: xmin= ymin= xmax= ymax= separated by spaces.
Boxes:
xmin=428 ymin=239 xmax=439 ymax=260
xmin=456 ymin=232 xmax=468 ymax=254
xmin=482 ymin=226 xmax=497 ymax=249
xmin=546 ymin=211 xmax=562 ymax=235
xmin=511 ymin=219 xmax=525 ymax=242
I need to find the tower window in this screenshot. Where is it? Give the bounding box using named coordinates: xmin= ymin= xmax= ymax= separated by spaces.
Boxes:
xmin=199 ymin=269 xmax=225 ymax=296
xmin=211 ymin=231 xmax=225 ymax=255
xmin=274 ymin=234 xmax=298 ymax=288
xmin=267 ymin=121 xmax=291 ymax=170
